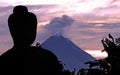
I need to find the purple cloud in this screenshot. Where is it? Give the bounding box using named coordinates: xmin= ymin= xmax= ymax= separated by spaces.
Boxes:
xmin=36 ymin=15 xmax=74 ymax=43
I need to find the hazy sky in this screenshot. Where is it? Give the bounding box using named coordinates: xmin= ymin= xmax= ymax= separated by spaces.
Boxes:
xmin=0 ymin=0 xmax=120 ymax=59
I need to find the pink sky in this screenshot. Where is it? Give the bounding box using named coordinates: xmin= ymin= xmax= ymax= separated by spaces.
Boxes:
xmin=0 ymin=0 xmax=120 ymax=59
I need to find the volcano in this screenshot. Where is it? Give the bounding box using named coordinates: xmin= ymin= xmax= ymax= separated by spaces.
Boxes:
xmin=41 ymin=35 xmax=96 ymax=71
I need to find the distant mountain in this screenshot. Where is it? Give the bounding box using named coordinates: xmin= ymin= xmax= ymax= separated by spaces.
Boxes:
xmin=41 ymin=35 xmax=96 ymax=71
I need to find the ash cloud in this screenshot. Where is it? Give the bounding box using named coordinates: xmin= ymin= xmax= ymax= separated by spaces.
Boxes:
xmin=36 ymin=15 xmax=74 ymax=43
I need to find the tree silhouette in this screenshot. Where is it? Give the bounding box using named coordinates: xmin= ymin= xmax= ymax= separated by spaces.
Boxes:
xmin=101 ymin=34 xmax=120 ymax=75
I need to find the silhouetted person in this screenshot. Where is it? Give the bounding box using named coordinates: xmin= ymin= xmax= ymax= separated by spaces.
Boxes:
xmin=0 ymin=5 xmax=63 ymax=75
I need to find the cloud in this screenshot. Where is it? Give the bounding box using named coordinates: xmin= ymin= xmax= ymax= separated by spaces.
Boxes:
xmin=72 ymin=13 xmax=120 ymax=24
xmin=108 ymin=0 xmax=120 ymax=5
xmin=0 ymin=6 xmax=12 ymax=13
xmin=26 ymin=5 xmax=58 ymax=12
xmin=93 ymin=5 xmax=120 ymax=16
xmin=35 ymin=12 xmax=120 ymax=50
xmin=64 ymin=19 xmax=120 ymax=50
xmin=35 ymin=15 xmax=74 ymax=43
xmin=91 ymin=0 xmax=120 ymax=17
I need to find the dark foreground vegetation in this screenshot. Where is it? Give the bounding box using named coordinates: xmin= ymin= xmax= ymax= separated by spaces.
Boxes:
xmin=65 ymin=34 xmax=120 ymax=75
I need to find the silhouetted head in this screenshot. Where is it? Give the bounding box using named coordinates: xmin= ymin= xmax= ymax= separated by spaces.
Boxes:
xmin=13 ymin=5 xmax=28 ymax=14
xmin=8 ymin=5 xmax=37 ymax=47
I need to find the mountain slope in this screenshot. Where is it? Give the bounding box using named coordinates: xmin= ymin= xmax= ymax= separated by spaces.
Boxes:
xmin=41 ymin=35 xmax=96 ymax=71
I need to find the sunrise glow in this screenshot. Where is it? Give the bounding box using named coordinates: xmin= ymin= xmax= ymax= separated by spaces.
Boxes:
xmin=64 ymin=0 xmax=109 ymax=13
xmin=85 ymin=50 xmax=108 ymax=59
xmin=0 ymin=0 xmax=112 ymax=13
xmin=1 ymin=0 xmax=79 ymax=6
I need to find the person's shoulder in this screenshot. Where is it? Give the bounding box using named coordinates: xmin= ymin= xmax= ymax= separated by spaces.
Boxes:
xmin=0 ymin=48 xmax=15 ymax=59
xmin=28 ymin=12 xmax=36 ymax=17
xmin=30 ymin=46 xmax=58 ymax=59
xmin=27 ymin=12 xmax=37 ymax=22
xmin=8 ymin=13 xmax=15 ymax=20
xmin=30 ymin=46 xmax=55 ymax=54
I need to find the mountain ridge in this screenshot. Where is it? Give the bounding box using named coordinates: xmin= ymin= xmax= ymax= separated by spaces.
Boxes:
xmin=41 ymin=35 xmax=96 ymax=71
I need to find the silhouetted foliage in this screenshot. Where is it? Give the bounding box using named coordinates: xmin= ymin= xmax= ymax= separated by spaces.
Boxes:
xmin=36 ymin=42 xmax=41 ymax=47
xmin=85 ymin=59 xmax=111 ymax=70
xmin=77 ymin=68 xmax=86 ymax=75
xmin=101 ymin=34 xmax=120 ymax=75
xmin=83 ymin=59 xmax=111 ymax=75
